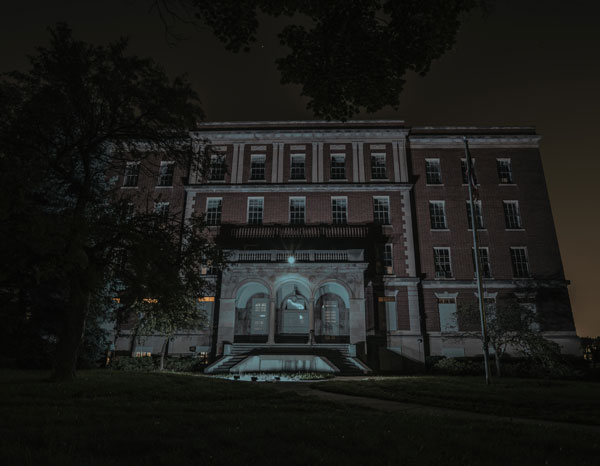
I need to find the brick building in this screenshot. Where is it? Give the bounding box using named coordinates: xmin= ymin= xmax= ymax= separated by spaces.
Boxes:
xmin=114 ymin=120 xmax=578 ymax=373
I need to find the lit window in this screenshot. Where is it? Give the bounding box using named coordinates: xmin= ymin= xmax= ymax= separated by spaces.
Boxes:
xmin=373 ymin=197 xmax=390 ymax=225
xmin=510 ymin=247 xmax=530 ymax=278
xmin=209 ymin=153 xmax=226 ymax=181
xmin=371 ymin=153 xmax=387 ymax=179
xmin=429 ymin=201 xmax=447 ymax=229
xmin=330 ymin=154 xmax=346 ymax=180
xmin=250 ymin=154 xmax=266 ymax=180
xmin=461 ymin=158 xmax=478 ymax=185
xmin=123 ymin=162 xmax=140 ymax=187
xmin=289 ymin=197 xmax=305 ymax=224
xmin=247 ymin=197 xmax=264 ymax=224
xmin=472 ymin=247 xmax=492 ymax=278
xmin=466 ymin=200 xmax=484 ymax=229
xmin=331 ymin=197 xmax=347 ymax=224
xmin=503 ymin=201 xmax=522 ymax=229
xmin=154 ymin=202 xmax=169 ymax=221
xmin=384 ymin=244 xmax=393 ymax=274
xmin=157 ymin=161 xmax=174 ymax=186
xmin=433 ymin=247 xmax=452 ymax=278
xmin=290 ymin=154 xmax=305 ymax=180
xmin=497 ymin=159 xmax=513 ymax=184
xmin=206 ymin=198 xmax=222 ymax=226
xmin=425 ymin=159 xmax=442 ymax=184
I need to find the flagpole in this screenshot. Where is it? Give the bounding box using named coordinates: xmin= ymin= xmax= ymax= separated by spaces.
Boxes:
xmin=464 ymin=137 xmax=491 ymax=385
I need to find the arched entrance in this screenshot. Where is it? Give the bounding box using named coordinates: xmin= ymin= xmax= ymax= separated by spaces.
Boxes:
xmin=275 ymin=282 xmax=310 ymax=343
xmin=234 ymin=282 xmax=270 ymax=343
xmin=314 ymin=282 xmax=350 ymax=343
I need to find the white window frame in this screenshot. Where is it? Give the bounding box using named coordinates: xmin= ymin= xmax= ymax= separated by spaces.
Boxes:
xmin=373 ymin=196 xmax=391 ymax=225
xmin=429 ymin=201 xmax=447 ymax=230
xmin=425 ymin=158 xmax=442 ymax=184
xmin=123 ymin=161 xmax=140 ymax=187
xmin=330 ymin=153 xmax=346 ymax=180
xmin=472 ymin=247 xmax=492 ymax=278
xmin=249 ymin=154 xmax=266 ymax=180
xmin=247 ymin=197 xmax=264 ymax=224
xmin=466 ymin=200 xmax=485 ymax=230
xmin=461 ymin=158 xmax=478 ymax=185
xmin=331 ymin=196 xmax=347 ymax=224
xmin=154 ymin=201 xmax=170 ymax=221
xmin=370 ymin=153 xmax=387 ymax=179
xmin=289 ymin=197 xmax=306 ymax=225
xmin=433 ymin=247 xmax=453 ymax=279
xmin=497 ymin=158 xmax=514 ymax=184
xmin=503 ymin=201 xmax=522 ymax=229
xmin=290 ymin=153 xmax=306 ymax=180
xmin=510 ymin=247 xmax=530 ymax=278
xmin=157 ymin=161 xmax=175 ymax=187
xmin=205 ymin=197 xmax=222 ymax=226
xmin=209 ymin=153 xmax=226 ymax=181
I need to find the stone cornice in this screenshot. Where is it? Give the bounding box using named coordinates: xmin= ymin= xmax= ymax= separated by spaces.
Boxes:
xmin=408 ymin=135 xmax=541 ymax=149
xmin=184 ymin=183 xmax=413 ymax=193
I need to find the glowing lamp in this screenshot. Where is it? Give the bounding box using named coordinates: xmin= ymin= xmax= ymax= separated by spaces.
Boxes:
xmin=287 ymin=255 xmax=296 ymax=264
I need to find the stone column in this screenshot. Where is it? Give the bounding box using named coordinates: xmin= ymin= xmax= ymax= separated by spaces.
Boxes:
xmin=216 ymin=298 xmax=236 ymax=356
xmin=308 ymin=300 xmax=315 ymax=344
xmin=267 ymin=298 xmax=276 ymax=344
xmin=349 ymin=299 xmax=367 ymax=344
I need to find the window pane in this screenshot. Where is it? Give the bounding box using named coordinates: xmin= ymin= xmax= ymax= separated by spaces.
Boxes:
xmin=289 ymin=197 xmax=305 ymax=224
xmin=425 ymin=159 xmax=442 ymax=184
xmin=497 ymin=159 xmax=513 ymax=184
xmin=371 ymin=153 xmax=386 ymax=179
xmin=331 ymin=197 xmax=347 ymax=224
xmin=373 ymin=197 xmax=390 ymax=224
xmin=466 ymin=201 xmax=484 ymax=229
xmin=429 ymin=201 xmax=447 ymax=229
xmin=248 ymin=198 xmax=263 ymax=224
xmin=503 ymin=201 xmax=522 ymax=229
xmin=157 ymin=161 xmax=174 ymax=186
xmin=510 ymin=247 xmax=530 ymax=278
xmin=124 ymin=162 xmax=140 ymax=187
xmin=330 ymin=154 xmax=346 ymax=180
xmin=461 ymin=159 xmax=478 ymax=185
xmin=290 ymin=154 xmax=305 ymax=180
xmin=250 ymin=154 xmax=266 ymax=180
xmin=206 ymin=198 xmax=222 ymax=226
xmin=433 ymin=248 xmax=452 ymax=278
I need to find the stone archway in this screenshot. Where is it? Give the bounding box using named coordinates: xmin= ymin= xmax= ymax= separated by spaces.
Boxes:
xmin=275 ymin=281 xmax=311 ymax=343
xmin=234 ymin=282 xmax=270 ymax=343
xmin=314 ymin=282 xmax=351 ymax=343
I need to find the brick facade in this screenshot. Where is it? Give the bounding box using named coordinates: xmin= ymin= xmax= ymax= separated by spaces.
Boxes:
xmin=114 ymin=121 xmax=579 ymax=370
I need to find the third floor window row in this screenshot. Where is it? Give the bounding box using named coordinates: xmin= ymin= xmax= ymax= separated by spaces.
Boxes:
xmin=428 ymin=200 xmax=522 ymax=230
xmin=425 ymin=158 xmax=515 ymax=185
xmin=123 ymin=161 xmax=175 ymax=187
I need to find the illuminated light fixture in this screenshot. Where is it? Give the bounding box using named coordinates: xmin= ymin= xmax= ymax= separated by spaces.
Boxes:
xmin=198 ymin=297 xmax=215 ymax=302
xmin=142 ymin=298 xmax=158 ymax=304
xmin=287 ymin=255 xmax=296 ymax=264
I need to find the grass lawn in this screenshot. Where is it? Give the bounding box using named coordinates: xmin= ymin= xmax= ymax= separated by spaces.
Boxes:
xmin=316 ymin=376 xmax=600 ymax=425
xmin=0 ymin=370 xmax=598 ymax=466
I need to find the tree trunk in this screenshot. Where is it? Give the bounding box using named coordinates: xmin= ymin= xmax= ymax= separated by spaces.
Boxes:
xmin=494 ymin=352 xmax=502 ymax=377
xmin=159 ymin=337 xmax=169 ymax=371
xmin=53 ymin=281 xmax=89 ymax=381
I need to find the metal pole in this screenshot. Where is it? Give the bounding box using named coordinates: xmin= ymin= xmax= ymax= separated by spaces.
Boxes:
xmin=464 ymin=137 xmax=491 ymax=385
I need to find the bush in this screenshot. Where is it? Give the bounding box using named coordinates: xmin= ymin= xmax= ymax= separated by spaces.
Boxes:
xmin=110 ymin=356 xmax=157 ymax=372
xmin=163 ymin=357 xmax=206 ymax=373
xmin=433 ymin=357 xmax=483 ymax=376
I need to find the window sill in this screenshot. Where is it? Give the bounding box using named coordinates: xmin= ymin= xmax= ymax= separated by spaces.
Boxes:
xmin=155 ymin=185 xmax=173 ymax=189
xmin=431 ymin=228 xmax=450 ymax=232
xmin=425 ymin=184 xmax=444 ymax=187
xmin=121 ymin=186 xmax=138 ymax=189
xmin=288 ymin=179 xmax=307 ymax=182
xmin=248 ymin=179 xmax=266 ymax=182
xmin=467 ymin=228 xmax=487 ymax=232
xmin=329 ymin=179 xmax=348 ymax=182
xmin=207 ymin=180 xmax=227 ymax=183
xmin=499 ymin=183 xmax=517 ymax=186
xmin=506 ymin=228 xmax=525 ymax=232
xmin=370 ymin=178 xmax=389 ymax=182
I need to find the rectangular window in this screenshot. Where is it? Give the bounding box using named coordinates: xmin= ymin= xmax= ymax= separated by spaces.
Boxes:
xmin=206 ymin=198 xmax=222 ymax=226
xmin=371 ymin=153 xmax=387 ymax=179
xmin=466 ymin=200 xmax=485 ymax=229
xmin=289 ymin=197 xmax=306 ymax=224
xmin=209 ymin=154 xmax=226 ymax=181
xmin=154 ymin=202 xmax=170 ymax=221
xmin=433 ymin=247 xmax=452 ymax=278
xmin=157 ymin=161 xmax=174 ymax=186
xmin=250 ymin=154 xmax=266 ymax=180
xmin=429 ymin=201 xmax=447 ymax=229
xmin=510 ymin=247 xmax=530 ymax=278
xmin=438 ymin=297 xmax=458 ymax=332
xmin=384 ymin=244 xmax=393 ymax=274
xmin=247 ymin=197 xmax=264 ymax=224
xmin=123 ymin=162 xmax=140 ymax=187
xmin=330 ymin=154 xmax=346 ymax=180
xmin=290 ymin=154 xmax=306 ymax=180
xmin=373 ymin=197 xmax=390 ymax=225
xmin=331 ymin=197 xmax=347 ymax=224
xmin=503 ymin=201 xmax=522 ymax=229
xmin=461 ymin=158 xmax=478 ymax=185
xmin=497 ymin=159 xmax=513 ymax=184
xmin=472 ymin=247 xmax=492 ymax=278
xmin=425 ymin=159 xmax=442 ymax=184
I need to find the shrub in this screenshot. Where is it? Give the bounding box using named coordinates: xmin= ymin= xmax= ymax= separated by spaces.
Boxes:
xmin=110 ymin=356 xmax=157 ymax=372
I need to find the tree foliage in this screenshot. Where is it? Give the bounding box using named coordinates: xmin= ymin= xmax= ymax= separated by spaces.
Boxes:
xmin=151 ymin=0 xmax=488 ymax=120
xmin=0 ymin=24 xmax=217 ymax=380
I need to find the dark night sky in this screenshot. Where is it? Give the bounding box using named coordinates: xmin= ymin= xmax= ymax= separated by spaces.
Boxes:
xmin=3 ymin=0 xmax=599 ymax=336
